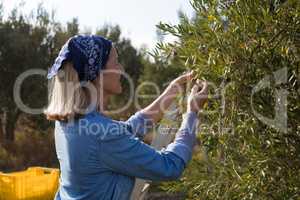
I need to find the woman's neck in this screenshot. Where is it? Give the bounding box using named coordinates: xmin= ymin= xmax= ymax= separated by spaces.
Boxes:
xmin=97 ymin=90 xmax=111 ymax=114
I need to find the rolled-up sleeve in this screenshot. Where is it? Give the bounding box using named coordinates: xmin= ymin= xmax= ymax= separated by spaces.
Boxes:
xmin=125 ymin=111 xmax=154 ymax=139
xmin=98 ymin=111 xmax=198 ymax=181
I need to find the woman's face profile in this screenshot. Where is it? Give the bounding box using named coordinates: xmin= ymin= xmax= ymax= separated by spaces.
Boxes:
xmin=101 ymin=46 xmax=123 ymax=95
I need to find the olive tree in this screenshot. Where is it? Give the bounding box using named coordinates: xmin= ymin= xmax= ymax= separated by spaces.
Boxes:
xmin=154 ymin=0 xmax=300 ymax=199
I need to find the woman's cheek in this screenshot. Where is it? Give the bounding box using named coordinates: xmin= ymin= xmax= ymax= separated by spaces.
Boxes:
xmin=115 ymin=79 xmax=122 ymax=93
xmin=109 ymin=79 xmax=122 ymax=93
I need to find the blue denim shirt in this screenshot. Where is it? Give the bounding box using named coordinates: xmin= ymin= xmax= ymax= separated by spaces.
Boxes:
xmin=54 ymin=110 xmax=198 ymax=200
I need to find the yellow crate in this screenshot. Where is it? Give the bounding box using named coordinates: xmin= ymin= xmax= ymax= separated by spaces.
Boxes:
xmin=0 ymin=167 xmax=59 ymax=200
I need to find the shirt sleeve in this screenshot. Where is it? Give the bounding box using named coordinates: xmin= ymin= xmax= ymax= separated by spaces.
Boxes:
xmin=164 ymin=112 xmax=199 ymax=164
xmin=98 ymin=111 xmax=198 ymax=181
xmin=124 ymin=111 xmax=154 ymax=139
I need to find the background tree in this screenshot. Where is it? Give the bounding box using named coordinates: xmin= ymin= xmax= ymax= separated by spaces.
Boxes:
xmin=0 ymin=4 xmax=78 ymax=142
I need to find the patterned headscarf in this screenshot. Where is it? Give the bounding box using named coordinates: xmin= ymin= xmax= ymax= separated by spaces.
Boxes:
xmin=47 ymin=35 xmax=112 ymax=82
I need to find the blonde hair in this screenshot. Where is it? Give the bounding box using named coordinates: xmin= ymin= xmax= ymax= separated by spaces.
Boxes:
xmin=44 ymin=62 xmax=100 ymax=121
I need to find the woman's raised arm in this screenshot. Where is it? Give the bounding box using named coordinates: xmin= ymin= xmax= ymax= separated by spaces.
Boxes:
xmin=140 ymin=71 xmax=195 ymax=123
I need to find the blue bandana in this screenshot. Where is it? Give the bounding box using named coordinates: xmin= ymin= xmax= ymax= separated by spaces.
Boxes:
xmin=47 ymin=35 xmax=112 ymax=82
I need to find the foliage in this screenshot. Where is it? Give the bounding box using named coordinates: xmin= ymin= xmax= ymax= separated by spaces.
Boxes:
xmin=138 ymin=53 xmax=185 ymax=107
xmin=0 ymin=4 xmax=75 ymax=141
xmin=154 ymin=0 xmax=300 ymax=199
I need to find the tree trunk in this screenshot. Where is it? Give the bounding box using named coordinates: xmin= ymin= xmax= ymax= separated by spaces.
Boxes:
xmin=0 ymin=113 xmax=3 ymax=142
xmin=2 ymin=109 xmax=20 ymax=142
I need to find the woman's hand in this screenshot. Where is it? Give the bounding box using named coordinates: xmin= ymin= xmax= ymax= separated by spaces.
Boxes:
xmin=167 ymin=71 xmax=195 ymax=94
xmin=187 ymin=81 xmax=208 ymax=113
xmin=140 ymin=71 xmax=195 ymax=123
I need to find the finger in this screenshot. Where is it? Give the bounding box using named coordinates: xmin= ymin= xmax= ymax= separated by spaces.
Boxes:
xmin=176 ymin=71 xmax=195 ymax=84
xmin=197 ymin=81 xmax=208 ymax=94
xmin=191 ymin=82 xmax=201 ymax=94
xmin=194 ymin=94 xmax=208 ymax=105
xmin=194 ymin=93 xmax=208 ymax=100
xmin=180 ymin=71 xmax=194 ymax=81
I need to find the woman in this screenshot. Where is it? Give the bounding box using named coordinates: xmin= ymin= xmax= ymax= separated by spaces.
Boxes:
xmin=45 ymin=35 xmax=208 ymax=200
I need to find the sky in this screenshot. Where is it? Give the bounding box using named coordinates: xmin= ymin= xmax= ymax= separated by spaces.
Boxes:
xmin=1 ymin=0 xmax=194 ymax=49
